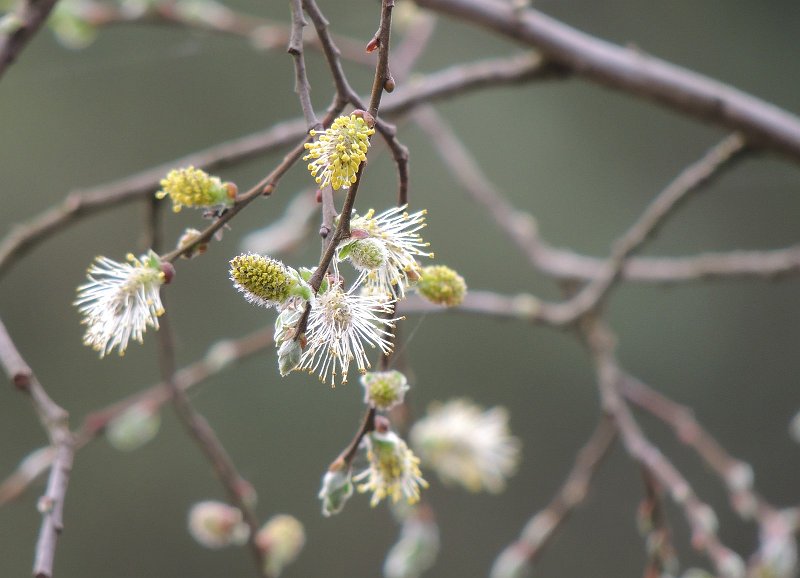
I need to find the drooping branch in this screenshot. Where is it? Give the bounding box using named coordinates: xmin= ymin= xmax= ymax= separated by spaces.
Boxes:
xmin=0 ymin=319 xmax=74 ymax=578
xmin=0 ymin=52 xmax=553 ymax=278
xmin=492 ymin=416 xmax=616 ymax=572
xmin=414 ymin=0 xmax=800 ymax=162
xmin=543 ymin=133 xmax=747 ymax=324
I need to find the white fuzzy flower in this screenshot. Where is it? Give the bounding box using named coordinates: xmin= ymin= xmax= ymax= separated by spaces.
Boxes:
xmin=74 ymin=251 xmax=167 ymax=357
xmin=187 ymin=501 xmax=249 ymax=549
xmin=410 ymin=399 xmax=520 ymax=493
xmin=343 ymin=206 xmax=433 ymax=299
xmin=298 ymin=285 xmax=396 ymax=386
xmin=354 ymin=430 xmax=428 ymax=507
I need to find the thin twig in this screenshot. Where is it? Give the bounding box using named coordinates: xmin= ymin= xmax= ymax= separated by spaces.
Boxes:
xmin=543 ymin=133 xmax=748 ymax=324
xmin=156 ymin=311 xmax=266 ymax=575
xmin=0 ymin=52 xmax=553 ymax=278
xmin=492 ymin=416 xmax=616 ymax=571
xmin=0 ymin=319 xmax=74 ymax=578
xmin=288 ymin=0 xmax=319 ymax=130
xmin=0 ymin=0 xmax=60 ymax=81
xmin=414 ymin=0 xmax=800 ymax=161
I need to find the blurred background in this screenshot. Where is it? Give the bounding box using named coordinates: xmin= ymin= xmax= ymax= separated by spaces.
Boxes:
xmin=2 ymin=0 xmax=800 ymax=576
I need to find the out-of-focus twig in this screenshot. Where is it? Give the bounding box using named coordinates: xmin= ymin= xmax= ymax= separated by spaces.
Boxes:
xmin=414 ymin=0 xmax=800 ymax=161
xmin=492 ymin=416 xmax=616 ymax=572
xmin=0 ymin=0 xmax=60 ymax=81
xmin=156 ymin=310 xmax=267 ymax=576
xmin=0 ymin=328 xmax=274 ymax=507
xmin=72 ymin=0 xmax=372 ymax=64
xmin=0 ymin=319 xmax=74 ymax=578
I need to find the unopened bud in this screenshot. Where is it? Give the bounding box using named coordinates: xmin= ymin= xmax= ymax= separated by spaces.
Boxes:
xmin=319 ymin=467 xmax=354 ymax=517
xmin=255 ymin=514 xmax=305 ymax=577
xmin=416 ymin=265 xmax=467 ymax=307
xmin=278 ymin=339 xmax=302 ymax=377
xmin=361 ymin=370 xmax=409 ymax=411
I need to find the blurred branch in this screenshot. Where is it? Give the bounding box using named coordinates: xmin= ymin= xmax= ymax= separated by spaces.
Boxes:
xmin=620 ymin=372 xmax=774 ymax=522
xmin=0 ymin=319 xmax=74 ymax=578
xmin=492 ymin=416 xmax=616 ymax=571
xmin=0 ymin=328 xmax=273 ymax=507
xmin=414 ymin=0 xmax=800 ymax=161
xmin=0 ymin=52 xmax=552 ymax=278
xmin=156 ymin=310 xmax=266 ymax=575
xmin=418 ymin=107 xmax=799 ymax=291
xmin=419 ymin=107 xmax=746 ymax=325
xmin=543 ymin=133 xmax=747 ymax=324
xmin=0 ymin=0 xmax=60 ymax=81
xmin=72 ymin=0 xmax=372 ymax=64
xmin=639 ymin=467 xmax=678 ymax=578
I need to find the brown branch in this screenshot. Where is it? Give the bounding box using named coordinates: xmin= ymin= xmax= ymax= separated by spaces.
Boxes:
xmin=414 ymin=0 xmax=800 ymax=162
xmin=414 ymin=105 xmax=800 ymax=287
xmin=155 ymin=310 xmax=266 ymax=575
xmin=288 ymin=0 xmax=319 ymax=130
xmin=0 ymin=52 xmax=552 ymax=278
xmin=74 ymin=1 xmax=372 ymax=65
xmin=582 ymin=317 xmax=744 ymax=577
xmin=542 ymin=133 xmax=748 ymax=324
xmin=620 ymin=372 xmax=773 ymax=522
xmin=303 ymin=0 xmax=410 ymax=205
xmin=0 ymin=0 xmax=60 ymax=81
xmin=492 ymin=416 xmax=616 ymax=572
xmin=1 ymin=328 xmax=273 ymax=507
xmin=0 ymin=319 xmax=74 ymax=578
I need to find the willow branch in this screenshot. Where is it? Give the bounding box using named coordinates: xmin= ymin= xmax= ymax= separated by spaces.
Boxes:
xmin=0 ymin=0 xmax=60 ymax=81
xmin=582 ymin=317 xmax=743 ymax=576
xmin=74 ymin=1 xmax=371 ymax=65
xmin=0 ymin=319 xmax=74 ymax=578
xmin=620 ymin=372 xmax=775 ymax=522
xmin=493 ymin=416 xmax=616 ymax=570
xmin=543 ymin=133 xmax=748 ymax=324
xmin=0 ymin=328 xmax=273 ymax=507
xmin=288 ymin=0 xmax=319 ymax=130
xmin=156 ymin=311 xmax=266 ymax=575
xmin=414 ymin=0 xmax=800 ymax=162
xmin=0 ymin=52 xmax=552 ymax=278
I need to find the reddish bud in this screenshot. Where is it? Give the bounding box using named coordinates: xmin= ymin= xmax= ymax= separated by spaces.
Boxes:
xmin=365 ymin=36 xmax=379 ymax=53
xmin=224 ymin=182 xmax=238 ymax=200
xmin=160 ymin=262 xmax=176 ymax=284
xmin=384 ymin=76 xmax=396 ymax=93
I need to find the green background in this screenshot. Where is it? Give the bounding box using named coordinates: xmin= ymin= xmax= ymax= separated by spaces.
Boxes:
xmin=2 ymin=0 xmax=800 ymax=576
